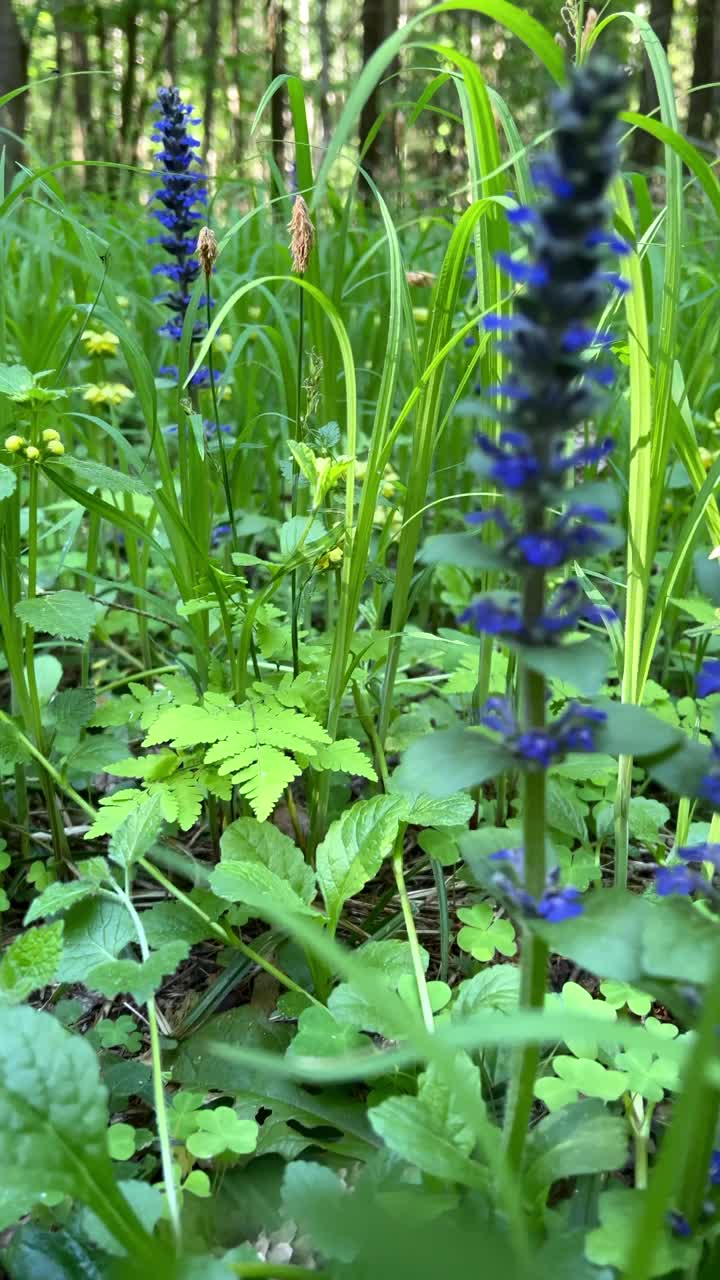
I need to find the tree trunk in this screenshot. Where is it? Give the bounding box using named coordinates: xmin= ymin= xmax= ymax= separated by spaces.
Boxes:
xmin=120 ymin=0 xmax=141 ymax=159
xmin=226 ymin=0 xmax=244 ymax=160
xmin=688 ymin=0 xmax=717 ymax=143
xmin=164 ymin=8 xmax=178 ymax=83
xmin=70 ymin=27 xmax=95 ymax=185
xmin=0 ymin=0 xmax=29 ymax=190
xmin=318 ymin=0 xmax=332 ymax=149
xmin=202 ymin=0 xmax=220 ymax=166
xmin=359 ymin=0 xmax=399 ymax=194
xmin=47 ymin=8 xmax=65 ymax=156
xmin=267 ymin=0 xmax=287 ymax=185
xmin=633 ymin=0 xmax=674 ymax=167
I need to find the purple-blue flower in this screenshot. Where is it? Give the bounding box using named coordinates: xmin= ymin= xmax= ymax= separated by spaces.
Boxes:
xmin=480 ymin=696 xmax=606 ymax=769
xmin=698 ymin=660 xmax=720 ymax=699
xmin=489 ymin=849 xmax=584 ymax=922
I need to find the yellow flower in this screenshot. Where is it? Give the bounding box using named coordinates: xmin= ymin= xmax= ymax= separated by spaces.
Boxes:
xmin=317 ymin=545 xmax=344 ymax=571
xmin=42 ymin=428 xmax=60 ymax=442
xmin=46 ymin=439 xmax=65 ymax=455
xmin=24 ymin=445 xmax=40 ymax=461
xmin=82 ymin=330 xmax=120 ymax=357
xmin=4 ymin=434 xmax=25 ymax=452
xmin=82 ymin=382 xmax=133 ymax=408
xmin=216 ymin=333 xmax=233 ymax=354
xmin=699 ymin=447 xmax=718 ymax=471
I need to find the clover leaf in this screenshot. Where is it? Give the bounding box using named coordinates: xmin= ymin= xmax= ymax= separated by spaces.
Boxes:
xmin=185 ymin=1106 xmax=259 ymax=1160
xmin=456 ymin=903 xmax=517 ymax=962
xmin=599 ymin=979 xmax=652 ymax=1017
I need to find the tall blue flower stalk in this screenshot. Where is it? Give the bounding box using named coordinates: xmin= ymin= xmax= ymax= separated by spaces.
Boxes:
xmin=462 ymin=57 xmax=627 ymax=1169
xmin=150 ymin=85 xmax=214 ymax=384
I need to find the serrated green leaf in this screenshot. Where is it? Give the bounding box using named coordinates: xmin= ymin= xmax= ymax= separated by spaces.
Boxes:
xmin=209 ymin=859 xmax=318 ymax=920
xmin=0 ymin=922 xmax=64 ymax=1003
xmin=57 ymin=898 xmax=135 ymax=983
xmin=452 ymin=966 xmax=520 ymax=1018
xmin=220 ymin=817 xmax=315 ymax=903
xmin=108 ymin=793 xmax=164 ymax=868
xmin=57 ymin=456 xmax=150 ymax=495
xmin=0 ymin=364 xmax=33 ymax=398
xmin=24 ymin=879 xmax=98 ymax=926
xmin=87 ymin=940 xmax=190 ymax=1002
xmin=316 ymin=794 xmax=406 ymax=931
xmin=394 ymin=729 xmax=511 ymax=797
xmin=398 ymin=791 xmax=475 ymax=828
xmin=15 ymin=591 xmax=96 ymax=642
xmin=313 ymin=738 xmax=377 ymax=780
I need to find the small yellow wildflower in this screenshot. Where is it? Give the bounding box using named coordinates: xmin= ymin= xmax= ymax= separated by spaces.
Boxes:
xmin=317 ymin=545 xmax=344 ymax=571
xmin=216 ymin=333 xmax=233 ymax=355
xmin=24 ymin=446 xmax=40 ymax=461
xmin=354 ymin=458 xmax=369 ymax=483
xmin=4 ymin=435 xmax=25 ymax=453
xmin=699 ymin=447 xmax=718 ymax=471
xmin=82 ymin=330 xmax=120 ymax=357
xmin=42 ymin=428 xmax=60 ymax=442
xmin=45 ymin=439 xmax=65 ymax=456
xmin=82 ymin=383 xmax=133 ymax=408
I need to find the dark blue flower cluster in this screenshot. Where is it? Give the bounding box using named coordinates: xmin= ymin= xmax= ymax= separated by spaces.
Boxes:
xmin=489 ymin=849 xmax=583 ymax=923
xmin=460 ymin=57 xmax=626 ymax=649
xmin=481 ymin=696 xmax=606 ymax=769
xmin=149 ymin=86 xmax=209 ymax=346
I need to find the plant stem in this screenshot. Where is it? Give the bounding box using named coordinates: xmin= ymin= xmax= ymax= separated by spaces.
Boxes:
xmin=138 ymin=857 xmax=324 ymax=1008
xmin=231 ymin=1267 xmax=327 ymax=1279
xmin=290 ymin=288 xmax=306 ymax=679
xmin=392 ymin=825 xmax=434 ymax=1034
xmin=114 ymin=876 xmax=182 ymax=1248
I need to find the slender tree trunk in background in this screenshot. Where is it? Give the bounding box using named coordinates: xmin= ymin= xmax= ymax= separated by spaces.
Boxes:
xmin=202 ymin=0 xmax=221 ymax=166
xmin=359 ymin=0 xmax=399 ymax=196
xmin=0 ymin=0 xmax=29 ymax=190
xmin=164 ymin=8 xmax=178 ymax=83
xmin=688 ymin=0 xmax=716 ymax=143
xmin=633 ymin=0 xmax=674 ymax=167
xmin=267 ymin=0 xmax=287 ymax=187
xmin=95 ymin=3 xmax=117 ymax=191
xmin=120 ymin=0 xmax=141 ymax=164
xmin=227 ymin=0 xmax=244 ymax=161
xmin=47 ymin=10 xmax=65 ymax=156
xmin=318 ymin=0 xmax=332 ymax=150
xmin=70 ymin=28 xmax=94 ymax=185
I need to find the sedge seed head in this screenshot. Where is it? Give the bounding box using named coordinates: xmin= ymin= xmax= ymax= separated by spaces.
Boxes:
xmin=288 ymin=195 xmax=314 ymax=275
xmin=197 ymin=226 xmax=218 ymax=278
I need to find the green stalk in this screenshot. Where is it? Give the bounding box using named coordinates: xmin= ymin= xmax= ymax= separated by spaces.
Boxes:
xmin=623 ymin=941 xmax=720 ymax=1280
xmin=392 ymin=824 xmax=435 ymax=1034
xmin=290 ymin=289 xmax=305 ymax=679
xmin=111 ymin=877 xmax=181 ymax=1248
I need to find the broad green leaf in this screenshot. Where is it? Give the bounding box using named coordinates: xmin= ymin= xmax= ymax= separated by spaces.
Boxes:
xmin=0 ymin=1006 xmax=157 ymax=1260
xmin=141 ymin=897 xmax=220 ymax=948
xmin=220 ymin=816 xmax=315 ymax=903
xmin=394 ymin=729 xmax=511 ymax=797
xmin=56 ymin=456 xmax=150 ymax=495
xmin=0 ymin=464 xmax=16 ymax=500
xmin=586 ymin=1188 xmax=698 ymax=1275
xmin=57 ymin=898 xmax=135 ymax=983
xmin=209 ymin=859 xmax=318 ymax=919
xmin=316 ymin=794 xmax=406 ymax=930
xmin=452 ymin=966 xmax=520 ymax=1018
xmin=524 ymin=1100 xmax=628 ymax=1205
xmin=24 ymin=879 xmax=98 ymax=926
xmin=0 ymin=922 xmax=64 ymax=1003
xmin=15 ymin=591 xmax=96 ymax=643
xmin=509 ymin=638 xmax=609 ymax=696
xmin=87 ymin=940 xmax=190 ymax=1003
xmin=281 ymin=1163 xmax=356 ymax=1263
xmin=594 ymin=702 xmax=683 ymax=760
xmin=0 ymin=364 xmax=33 ymax=398
xmin=398 ymin=791 xmax=475 ymax=828
xmin=3 ymin=1223 xmax=108 ymax=1280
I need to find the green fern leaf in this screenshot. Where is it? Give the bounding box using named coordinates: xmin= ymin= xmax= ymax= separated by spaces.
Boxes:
xmin=313 ymin=739 xmax=377 ymax=780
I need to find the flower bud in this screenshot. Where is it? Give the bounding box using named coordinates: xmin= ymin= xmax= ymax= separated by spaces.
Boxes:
xmin=42 ymin=428 xmax=60 ymax=442
xmin=24 ymin=446 xmax=40 ymax=461
xmin=4 ymin=435 xmax=25 ymax=453
xmin=45 ymin=439 xmax=65 ymax=455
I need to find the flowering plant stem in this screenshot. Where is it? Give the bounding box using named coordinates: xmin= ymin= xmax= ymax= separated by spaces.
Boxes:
xmin=290 ymin=288 xmax=305 ymax=679
xmin=391 ymin=824 xmax=435 ymax=1034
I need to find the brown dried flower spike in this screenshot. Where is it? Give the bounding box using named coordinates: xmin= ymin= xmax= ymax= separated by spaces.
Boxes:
xmin=197 ymin=226 xmax=218 ymax=279
xmin=288 ymin=195 xmax=314 ymax=276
